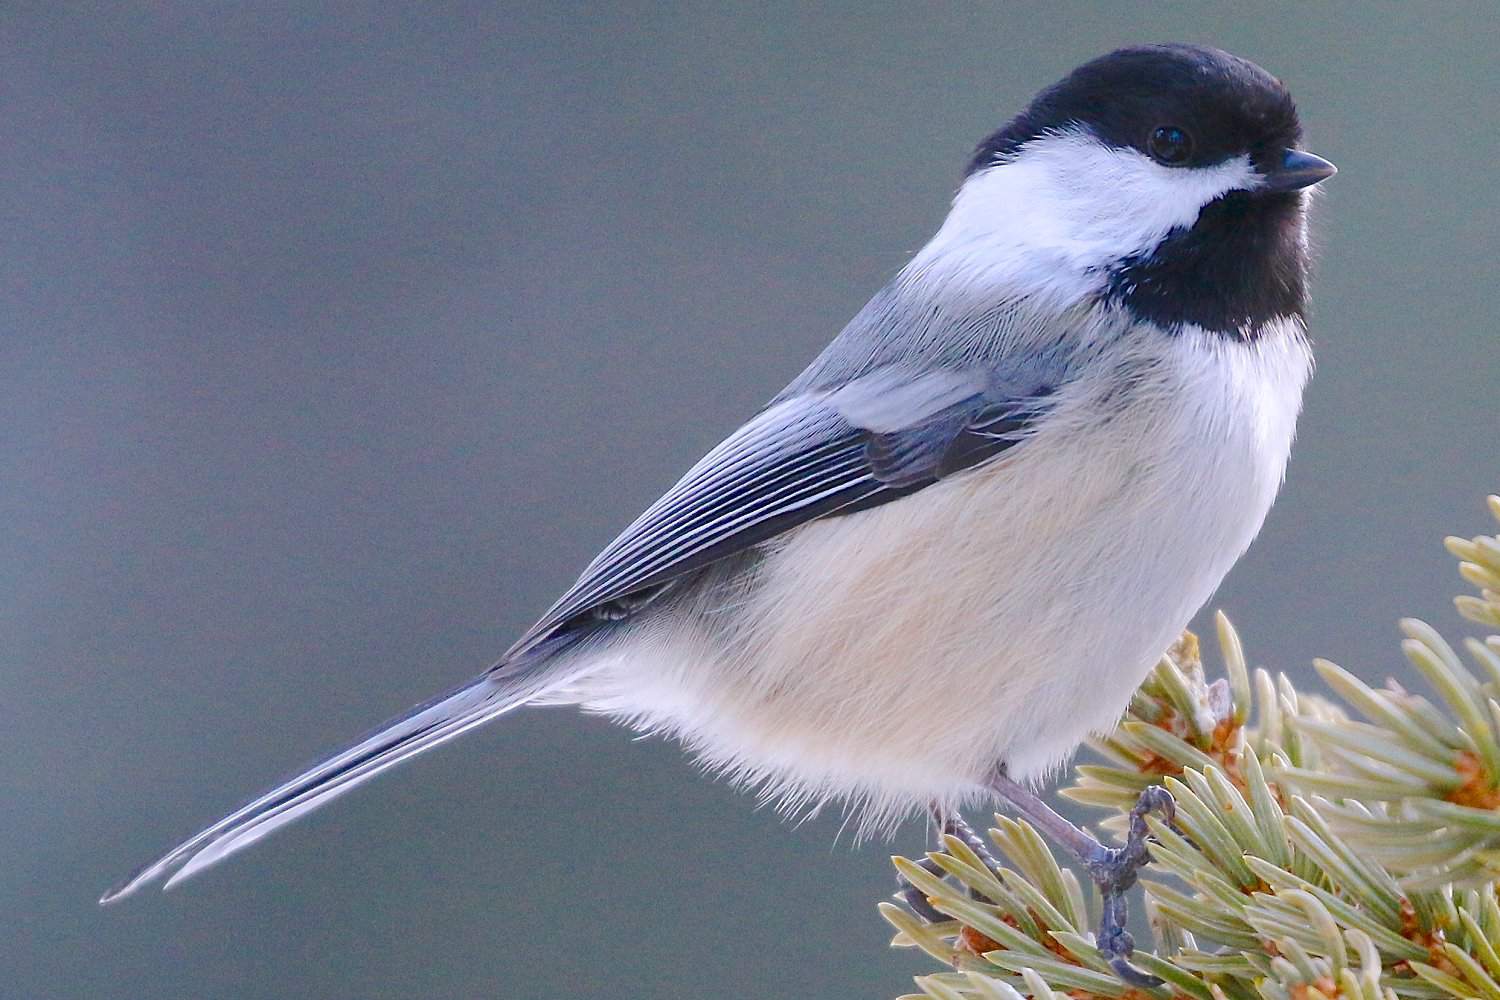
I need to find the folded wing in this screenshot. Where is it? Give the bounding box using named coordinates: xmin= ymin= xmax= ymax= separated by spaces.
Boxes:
xmin=508 ymin=365 xmax=1054 ymax=658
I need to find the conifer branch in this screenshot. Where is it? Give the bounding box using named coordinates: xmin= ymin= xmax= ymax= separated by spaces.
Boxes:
xmin=884 ymin=494 xmax=1500 ymax=1000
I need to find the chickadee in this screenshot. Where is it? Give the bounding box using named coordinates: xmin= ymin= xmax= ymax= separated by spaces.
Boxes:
xmin=105 ymin=42 xmax=1334 ymax=979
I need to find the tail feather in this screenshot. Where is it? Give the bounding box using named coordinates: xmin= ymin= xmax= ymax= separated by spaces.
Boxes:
xmin=101 ymin=667 xmax=555 ymax=904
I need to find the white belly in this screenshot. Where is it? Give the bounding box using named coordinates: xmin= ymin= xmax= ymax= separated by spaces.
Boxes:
xmin=578 ymin=326 xmax=1310 ymax=829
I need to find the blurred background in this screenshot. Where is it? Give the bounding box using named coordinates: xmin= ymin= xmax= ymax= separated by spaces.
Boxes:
xmin=4 ymin=3 xmax=1497 ymax=997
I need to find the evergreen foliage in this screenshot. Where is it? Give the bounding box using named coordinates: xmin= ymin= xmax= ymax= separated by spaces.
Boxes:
xmin=884 ymin=495 xmax=1500 ymax=1000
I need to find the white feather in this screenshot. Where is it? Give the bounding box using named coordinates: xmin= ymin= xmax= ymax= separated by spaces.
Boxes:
xmin=912 ymin=130 xmax=1258 ymax=304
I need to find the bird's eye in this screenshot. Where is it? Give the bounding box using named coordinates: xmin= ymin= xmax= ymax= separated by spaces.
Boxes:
xmin=1148 ymin=126 xmax=1194 ymax=166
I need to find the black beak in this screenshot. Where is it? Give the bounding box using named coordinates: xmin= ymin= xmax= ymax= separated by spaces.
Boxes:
xmin=1262 ymin=149 xmax=1338 ymax=192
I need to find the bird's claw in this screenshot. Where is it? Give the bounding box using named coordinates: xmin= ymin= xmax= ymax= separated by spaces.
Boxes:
xmin=1110 ymin=952 xmax=1164 ymax=989
xmin=897 ymin=855 xmax=950 ymax=923
xmin=901 ymin=786 xmax=1174 ymax=989
xmin=897 ymin=809 xmax=1006 ymax=920
xmin=1088 ymin=785 xmax=1174 ymax=988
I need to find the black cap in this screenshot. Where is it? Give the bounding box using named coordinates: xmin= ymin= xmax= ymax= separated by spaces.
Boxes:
xmin=970 ymin=44 xmax=1303 ymax=178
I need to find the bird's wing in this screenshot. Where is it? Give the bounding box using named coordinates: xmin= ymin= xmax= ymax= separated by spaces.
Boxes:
xmin=507 ymin=365 xmax=1055 ymax=658
xmin=100 ymin=364 xmax=1055 ymax=903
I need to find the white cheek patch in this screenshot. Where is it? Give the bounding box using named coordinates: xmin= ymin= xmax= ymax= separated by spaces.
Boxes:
xmin=914 ymin=129 xmax=1257 ymax=297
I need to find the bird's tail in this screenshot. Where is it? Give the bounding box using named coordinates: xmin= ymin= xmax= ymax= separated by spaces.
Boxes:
xmin=101 ymin=664 xmax=566 ymax=904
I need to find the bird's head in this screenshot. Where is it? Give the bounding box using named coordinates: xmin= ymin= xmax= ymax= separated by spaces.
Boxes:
xmin=924 ymin=44 xmax=1336 ymax=337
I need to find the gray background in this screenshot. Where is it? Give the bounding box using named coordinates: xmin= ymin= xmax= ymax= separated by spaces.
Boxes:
xmin=5 ymin=3 xmax=1497 ymax=998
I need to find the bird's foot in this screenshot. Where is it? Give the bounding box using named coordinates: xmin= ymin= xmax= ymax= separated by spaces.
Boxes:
xmin=1085 ymin=785 xmax=1174 ymax=987
xmin=897 ymin=854 xmax=950 ymax=923
xmin=897 ymin=807 xmax=1005 ymax=920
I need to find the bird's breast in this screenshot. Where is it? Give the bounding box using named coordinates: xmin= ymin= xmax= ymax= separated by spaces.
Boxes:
xmin=584 ymin=323 xmax=1312 ymax=828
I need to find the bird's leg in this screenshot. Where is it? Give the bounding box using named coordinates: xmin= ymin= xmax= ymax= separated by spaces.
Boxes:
xmin=988 ymin=768 xmax=1173 ymax=988
xmin=897 ymin=805 xmax=1006 ymax=920
xmin=934 ymin=805 xmax=1004 ymax=885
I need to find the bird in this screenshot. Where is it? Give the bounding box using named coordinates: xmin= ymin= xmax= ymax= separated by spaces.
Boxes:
xmin=104 ymin=42 xmax=1335 ymax=980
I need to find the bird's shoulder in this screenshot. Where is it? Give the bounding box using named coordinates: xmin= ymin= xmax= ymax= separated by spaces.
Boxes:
xmin=503 ymin=358 xmax=1062 ymax=662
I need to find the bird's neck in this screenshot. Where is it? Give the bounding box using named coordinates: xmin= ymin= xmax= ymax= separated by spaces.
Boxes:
xmin=1104 ymin=191 xmax=1312 ymax=340
xmin=910 ymin=155 xmax=1313 ymax=342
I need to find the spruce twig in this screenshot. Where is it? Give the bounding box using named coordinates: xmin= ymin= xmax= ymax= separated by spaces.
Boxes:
xmin=884 ymin=493 xmax=1500 ymax=1000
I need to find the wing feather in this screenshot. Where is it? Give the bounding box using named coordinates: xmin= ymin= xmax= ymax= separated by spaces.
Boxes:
xmin=506 ymin=367 xmax=1052 ymax=657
